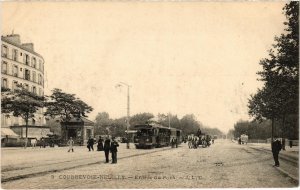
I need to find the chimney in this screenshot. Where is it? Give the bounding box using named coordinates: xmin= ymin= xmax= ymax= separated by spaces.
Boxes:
xmin=22 ymin=43 xmax=34 ymax=51
xmin=3 ymin=34 xmax=21 ymax=44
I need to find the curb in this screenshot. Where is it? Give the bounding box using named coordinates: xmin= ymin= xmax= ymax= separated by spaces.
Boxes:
xmin=274 ymin=166 xmax=299 ymax=183
xmin=249 ymin=146 xmax=299 ymax=183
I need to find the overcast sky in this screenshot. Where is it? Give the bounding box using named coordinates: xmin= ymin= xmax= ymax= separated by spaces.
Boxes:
xmin=1 ymin=2 xmax=287 ymax=133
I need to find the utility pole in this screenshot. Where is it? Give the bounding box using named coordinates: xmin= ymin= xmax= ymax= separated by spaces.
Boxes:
xmin=116 ymin=82 xmax=131 ymax=149
xmin=168 ymin=112 xmax=171 ymax=129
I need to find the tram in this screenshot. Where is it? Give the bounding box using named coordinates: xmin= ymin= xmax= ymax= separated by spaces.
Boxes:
xmin=133 ymin=123 xmax=182 ymax=149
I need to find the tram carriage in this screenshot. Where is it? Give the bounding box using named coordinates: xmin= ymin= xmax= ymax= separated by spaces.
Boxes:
xmin=133 ymin=123 xmax=182 ymax=149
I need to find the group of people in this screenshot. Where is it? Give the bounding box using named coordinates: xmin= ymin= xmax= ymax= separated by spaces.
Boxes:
xmin=187 ymin=135 xmax=212 ymax=149
xmin=187 ymin=136 xmax=200 ymax=149
xmin=67 ymin=136 xmax=120 ymax=164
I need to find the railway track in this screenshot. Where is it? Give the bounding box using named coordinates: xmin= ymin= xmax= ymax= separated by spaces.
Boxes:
xmin=2 ymin=146 xmax=174 ymax=183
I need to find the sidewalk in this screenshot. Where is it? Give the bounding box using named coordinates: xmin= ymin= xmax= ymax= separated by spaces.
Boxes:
xmin=247 ymin=142 xmax=299 ymax=182
xmin=248 ymin=143 xmax=298 ymax=160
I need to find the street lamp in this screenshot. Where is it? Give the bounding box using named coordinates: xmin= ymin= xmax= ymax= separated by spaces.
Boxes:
xmin=116 ymin=82 xmax=131 ymax=149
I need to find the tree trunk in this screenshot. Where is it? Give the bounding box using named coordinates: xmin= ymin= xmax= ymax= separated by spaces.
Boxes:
xmin=271 ymin=117 xmax=274 ymax=149
xmin=25 ymin=117 xmax=28 ymax=148
xmin=282 ymin=115 xmax=286 ymax=150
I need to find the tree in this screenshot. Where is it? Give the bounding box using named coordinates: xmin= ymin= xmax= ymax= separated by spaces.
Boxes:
xmin=129 ymin=112 xmax=154 ymax=126
xmin=1 ymin=86 xmax=44 ymax=147
xmin=248 ymin=2 xmax=299 ymax=141
xmin=44 ymin=88 xmax=93 ymax=121
xmin=94 ymin=112 xmax=112 ymax=135
xmin=180 ymin=114 xmax=201 ymax=135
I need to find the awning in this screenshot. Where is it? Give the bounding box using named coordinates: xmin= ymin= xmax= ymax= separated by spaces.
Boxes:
xmin=1 ymin=128 xmax=19 ymax=138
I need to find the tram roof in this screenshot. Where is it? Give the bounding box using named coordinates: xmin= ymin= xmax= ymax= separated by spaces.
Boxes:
xmin=133 ymin=123 xmax=181 ymax=131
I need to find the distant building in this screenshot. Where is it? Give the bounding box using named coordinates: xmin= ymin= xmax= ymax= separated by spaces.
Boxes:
xmin=1 ymin=34 xmax=50 ymax=139
xmin=61 ymin=117 xmax=95 ymax=145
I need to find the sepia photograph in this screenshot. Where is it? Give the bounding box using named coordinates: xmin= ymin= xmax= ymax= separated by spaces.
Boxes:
xmin=1 ymin=1 xmax=299 ymax=189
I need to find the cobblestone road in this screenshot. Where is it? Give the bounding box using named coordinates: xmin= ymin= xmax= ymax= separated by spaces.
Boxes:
xmin=1 ymin=140 xmax=298 ymax=188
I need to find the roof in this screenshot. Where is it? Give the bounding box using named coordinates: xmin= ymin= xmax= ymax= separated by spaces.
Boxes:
xmin=1 ymin=128 xmax=19 ymax=138
xmin=1 ymin=36 xmax=44 ymax=58
xmin=61 ymin=117 xmax=94 ymax=126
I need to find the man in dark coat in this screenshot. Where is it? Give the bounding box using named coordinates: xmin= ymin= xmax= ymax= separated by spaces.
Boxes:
xmin=271 ymin=137 xmax=282 ymax=167
xmin=87 ymin=137 xmax=94 ymax=151
xmin=110 ymin=137 xmax=119 ymax=164
xmin=97 ymin=137 xmax=104 ymax=151
xmin=103 ymin=136 xmax=111 ymax=163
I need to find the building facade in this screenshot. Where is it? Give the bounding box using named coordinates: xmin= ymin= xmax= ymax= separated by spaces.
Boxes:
xmin=1 ymin=34 xmax=49 ymax=138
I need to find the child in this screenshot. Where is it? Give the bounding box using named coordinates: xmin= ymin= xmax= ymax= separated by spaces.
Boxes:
xmin=67 ymin=137 xmax=74 ymax=152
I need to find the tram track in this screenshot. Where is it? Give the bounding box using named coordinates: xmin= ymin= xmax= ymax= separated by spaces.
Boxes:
xmin=1 ymin=146 xmax=174 ymax=183
xmin=248 ymin=146 xmax=298 ymax=166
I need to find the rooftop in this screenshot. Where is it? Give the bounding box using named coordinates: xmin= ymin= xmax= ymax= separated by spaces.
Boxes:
xmin=1 ymin=34 xmax=43 ymax=58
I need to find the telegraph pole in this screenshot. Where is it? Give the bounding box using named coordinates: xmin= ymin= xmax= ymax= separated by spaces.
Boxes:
xmin=116 ymin=82 xmax=131 ymax=149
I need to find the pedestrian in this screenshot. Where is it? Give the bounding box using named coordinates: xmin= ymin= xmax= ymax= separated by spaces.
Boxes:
xmin=175 ymin=138 xmax=178 ymax=148
xmin=97 ymin=137 xmax=104 ymax=151
xmin=110 ymin=137 xmax=119 ymax=164
xmin=171 ymin=137 xmax=175 ymax=148
xmin=212 ymin=139 xmax=214 ymax=144
xmin=31 ymin=138 xmax=37 ymax=148
xmin=67 ymin=137 xmax=74 ymax=152
xmin=104 ymin=136 xmax=111 ymax=163
xmin=271 ymin=137 xmax=282 ymax=167
xmin=238 ymin=138 xmax=241 ymax=145
xmin=87 ymin=136 xmax=94 ymax=151
xmin=289 ymin=140 xmax=293 ymax=148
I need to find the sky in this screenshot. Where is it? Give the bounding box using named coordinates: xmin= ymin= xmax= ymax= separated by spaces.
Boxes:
xmin=1 ymin=2 xmax=287 ymax=133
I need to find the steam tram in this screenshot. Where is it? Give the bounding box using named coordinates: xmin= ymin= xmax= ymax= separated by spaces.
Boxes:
xmin=133 ymin=123 xmax=182 ymax=149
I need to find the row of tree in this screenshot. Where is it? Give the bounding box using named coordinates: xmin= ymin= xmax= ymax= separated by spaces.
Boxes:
xmin=1 ymin=85 xmax=223 ymax=143
xmin=247 ymin=2 xmax=299 ymax=140
xmin=1 ymin=87 xmax=93 ymax=143
xmin=94 ymin=112 xmax=224 ymax=137
xmin=230 ymin=118 xmax=298 ymax=140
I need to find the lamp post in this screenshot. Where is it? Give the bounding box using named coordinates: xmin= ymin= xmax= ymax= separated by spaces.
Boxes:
xmin=116 ymin=82 xmax=131 ymax=149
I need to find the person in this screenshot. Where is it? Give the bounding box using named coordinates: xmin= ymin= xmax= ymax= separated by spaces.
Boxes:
xmin=238 ymin=138 xmax=241 ymax=145
xmin=97 ymin=137 xmax=104 ymax=151
xmin=110 ymin=137 xmax=119 ymax=164
xmin=40 ymin=137 xmax=45 ymax=148
xmin=282 ymin=138 xmax=286 ymax=150
xmin=175 ymin=137 xmax=178 ymax=148
xmin=87 ymin=136 xmax=94 ymax=151
xmin=196 ymin=129 xmax=202 ymax=137
xmin=103 ymin=136 xmax=111 ymax=163
xmin=171 ymin=137 xmax=175 ymax=148
xmin=67 ymin=137 xmax=74 ymax=152
xmin=289 ymin=140 xmax=293 ymax=148
xmin=271 ymin=137 xmax=282 ymax=167
xmin=31 ymin=138 xmax=37 ymax=148
xmin=212 ymin=139 xmax=214 ymax=144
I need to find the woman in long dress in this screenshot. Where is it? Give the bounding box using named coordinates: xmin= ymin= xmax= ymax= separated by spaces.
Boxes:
xmin=97 ymin=137 xmax=104 ymax=151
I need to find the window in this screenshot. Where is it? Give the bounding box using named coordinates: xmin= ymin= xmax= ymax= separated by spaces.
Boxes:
xmin=39 ymin=60 xmax=42 ymax=70
xmin=12 ymin=81 xmax=18 ymax=91
xmin=32 ymin=86 xmax=36 ymax=94
xmin=2 ymin=61 xmax=7 ymax=74
xmin=12 ymin=49 xmax=18 ymax=61
xmin=13 ymin=65 xmax=18 ymax=77
xmin=24 ymin=83 xmax=29 ymax=91
xmin=2 ymin=45 xmax=8 ymax=58
xmin=32 ymin=57 xmax=36 ymax=68
xmin=25 ymin=69 xmax=30 ymax=80
xmin=39 ymin=88 xmax=42 ymax=96
xmin=32 ymin=71 xmax=36 ymax=82
xmin=2 ymin=78 xmax=8 ymax=88
xmin=38 ymin=74 xmax=42 ymax=84
xmin=25 ymin=54 xmax=30 ymax=65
